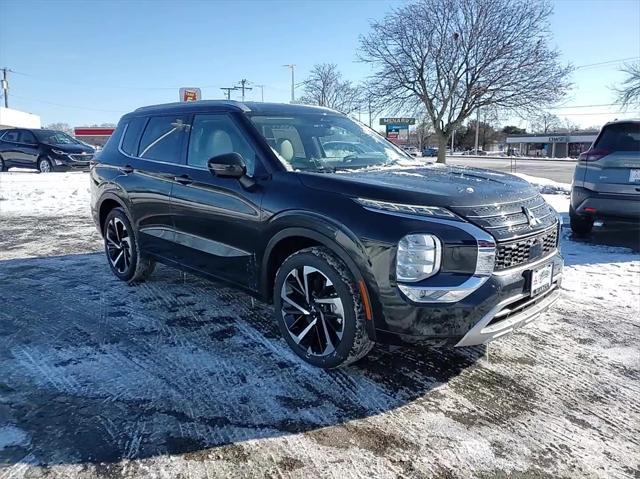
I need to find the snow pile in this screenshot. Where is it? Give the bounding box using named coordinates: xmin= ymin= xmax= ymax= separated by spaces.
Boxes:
xmin=513 ymin=172 xmax=571 ymax=195
xmin=0 ymin=171 xmax=91 ymax=217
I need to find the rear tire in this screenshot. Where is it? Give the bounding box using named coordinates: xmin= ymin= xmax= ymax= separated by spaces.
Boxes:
xmin=274 ymin=246 xmax=374 ymax=369
xmin=103 ymin=207 xmax=155 ymax=283
xmin=570 ymin=207 xmax=594 ymax=236
xmin=37 ymin=157 xmax=53 ymax=173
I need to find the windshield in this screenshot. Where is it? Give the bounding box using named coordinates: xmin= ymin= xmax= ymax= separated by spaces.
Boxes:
xmin=250 ymin=113 xmax=410 ymax=171
xmin=33 ymin=130 xmax=80 ymax=145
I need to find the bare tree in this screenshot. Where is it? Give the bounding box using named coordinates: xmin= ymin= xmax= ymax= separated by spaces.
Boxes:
xmin=613 ymin=62 xmax=640 ymax=109
xmin=299 ymin=63 xmax=361 ymax=114
xmin=530 ymin=112 xmax=561 ymax=133
xmin=44 ymin=122 xmax=74 ymax=135
xmin=359 ymin=0 xmax=572 ymax=163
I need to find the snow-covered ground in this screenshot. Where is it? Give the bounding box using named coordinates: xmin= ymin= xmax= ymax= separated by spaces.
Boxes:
xmin=0 ymin=171 xmax=638 ymax=478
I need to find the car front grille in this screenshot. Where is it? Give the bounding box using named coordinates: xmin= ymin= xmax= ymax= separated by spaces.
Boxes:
xmin=452 ymin=194 xmax=557 ymax=241
xmin=494 ymin=226 xmax=559 ymax=270
xmin=70 ymin=154 xmax=93 ymax=162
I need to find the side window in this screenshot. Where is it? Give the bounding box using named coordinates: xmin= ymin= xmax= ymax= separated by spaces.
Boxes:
xmin=138 ymin=115 xmax=190 ymax=163
xmin=121 ymin=117 xmax=147 ymax=156
xmin=19 ymin=131 xmax=37 ymax=145
xmin=2 ymin=130 xmax=20 ymax=142
xmin=187 ymin=114 xmax=257 ymax=175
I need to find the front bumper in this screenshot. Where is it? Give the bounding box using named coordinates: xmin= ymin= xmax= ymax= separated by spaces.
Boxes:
xmin=455 ymin=281 xmax=560 ymax=347
xmin=372 ymin=250 xmax=564 ymax=347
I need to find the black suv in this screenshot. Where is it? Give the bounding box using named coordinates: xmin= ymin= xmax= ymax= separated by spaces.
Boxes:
xmin=91 ymin=101 xmax=563 ymax=368
xmin=0 ymin=128 xmax=95 ymax=172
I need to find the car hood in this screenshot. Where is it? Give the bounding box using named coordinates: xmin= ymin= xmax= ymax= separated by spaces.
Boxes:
xmin=45 ymin=143 xmax=95 ymax=154
xmin=297 ymin=164 xmax=539 ymax=208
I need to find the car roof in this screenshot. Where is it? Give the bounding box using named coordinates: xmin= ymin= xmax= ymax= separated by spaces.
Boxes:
xmin=128 ymin=100 xmax=341 ymax=118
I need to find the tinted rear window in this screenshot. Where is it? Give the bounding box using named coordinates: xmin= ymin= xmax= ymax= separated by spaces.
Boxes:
xmin=138 ymin=115 xmax=190 ymax=163
xmin=594 ymin=123 xmax=640 ymax=152
xmin=121 ymin=117 xmax=147 ymax=156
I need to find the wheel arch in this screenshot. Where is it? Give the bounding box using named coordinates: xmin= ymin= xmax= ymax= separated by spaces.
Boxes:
xmin=97 ymin=194 xmax=131 ymax=235
xmin=260 ymin=221 xmax=378 ymax=340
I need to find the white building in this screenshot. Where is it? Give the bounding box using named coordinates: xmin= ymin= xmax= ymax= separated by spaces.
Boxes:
xmin=506 ymin=131 xmax=598 ymax=158
xmin=0 ymin=107 xmax=41 ymax=130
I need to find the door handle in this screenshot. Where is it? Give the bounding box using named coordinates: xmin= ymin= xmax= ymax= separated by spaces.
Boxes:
xmin=174 ymin=174 xmax=193 ymax=185
xmin=119 ymin=165 xmax=134 ymax=174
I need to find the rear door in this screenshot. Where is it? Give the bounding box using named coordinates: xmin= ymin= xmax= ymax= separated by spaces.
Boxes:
xmin=169 ymin=112 xmax=265 ymax=289
xmin=584 ymin=122 xmax=640 ymax=195
xmin=116 ymin=114 xmax=190 ymax=260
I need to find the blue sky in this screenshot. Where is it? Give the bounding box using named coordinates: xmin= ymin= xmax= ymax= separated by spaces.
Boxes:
xmin=0 ymin=0 xmax=638 ymax=129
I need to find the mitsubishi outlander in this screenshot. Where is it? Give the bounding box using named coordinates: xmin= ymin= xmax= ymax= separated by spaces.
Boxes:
xmin=90 ymin=101 xmax=563 ymax=368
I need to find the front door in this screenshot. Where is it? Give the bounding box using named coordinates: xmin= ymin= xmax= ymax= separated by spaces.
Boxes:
xmin=17 ymin=130 xmax=40 ymax=168
xmin=170 ymin=112 xmax=265 ymax=289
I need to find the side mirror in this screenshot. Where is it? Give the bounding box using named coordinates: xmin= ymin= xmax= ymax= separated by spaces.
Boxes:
xmin=207 ymin=152 xmax=246 ymax=179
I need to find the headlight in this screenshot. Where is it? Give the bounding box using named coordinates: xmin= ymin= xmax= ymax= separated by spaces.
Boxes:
xmin=396 ymin=234 xmax=441 ymax=282
xmin=354 ymin=198 xmax=456 ymax=219
xmin=51 ymin=149 xmax=67 ymax=156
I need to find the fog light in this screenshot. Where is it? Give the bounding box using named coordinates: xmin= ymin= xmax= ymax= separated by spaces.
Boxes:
xmin=396 ymin=234 xmax=441 ymax=282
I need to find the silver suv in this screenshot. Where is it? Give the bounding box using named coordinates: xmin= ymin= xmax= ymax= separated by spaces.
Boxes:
xmin=570 ymin=120 xmax=640 ymax=234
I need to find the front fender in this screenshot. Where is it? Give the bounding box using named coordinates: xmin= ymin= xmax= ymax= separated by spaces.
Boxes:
xmin=259 ymin=211 xmax=381 ymax=339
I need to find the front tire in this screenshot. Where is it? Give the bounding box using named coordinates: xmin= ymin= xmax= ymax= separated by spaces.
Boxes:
xmin=103 ymin=207 xmax=155 ymax=282
xmin=0 ymin=156 xmax=6 ymax=172
xmin=570 ymin=206 xmax=594 ymax=235
xmin=37 ymin=157 xmax=53 ymax=173
xmin=274 ymin=246 xmax=374 ymax=368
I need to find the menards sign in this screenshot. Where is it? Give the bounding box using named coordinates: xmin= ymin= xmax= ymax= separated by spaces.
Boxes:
xmin=379 ymin=117 xmax=415 ymax=126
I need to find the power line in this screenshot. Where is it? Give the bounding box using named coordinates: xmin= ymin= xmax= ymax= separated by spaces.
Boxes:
xmin=10 ymin=93 xmax=126 ymax=113
xmin=236 ymin=79 xmax=252 ymax=102
xmin=574 ymin=57 xmax=639 ymax=70
xmin=220 ymin=87 xmax=238 ymax=100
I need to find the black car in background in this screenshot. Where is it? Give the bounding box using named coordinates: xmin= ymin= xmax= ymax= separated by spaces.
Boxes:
xmin=91 ymin=100 xmax=563 ymax=368
xmin=0 ymin=128 xmax=95 ymax=172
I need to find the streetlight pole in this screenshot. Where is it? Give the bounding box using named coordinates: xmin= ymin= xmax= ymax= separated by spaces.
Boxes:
xmin=283 ymin=64 xmax=295 ymax=103
xmin=254 ymin=84 xmax=265 ymax=102
xmin=474 ymin=108 xmax=480 ymax=154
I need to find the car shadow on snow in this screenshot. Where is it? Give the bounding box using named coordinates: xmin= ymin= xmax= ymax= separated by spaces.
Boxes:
xmin=559 ymin=224 xmax=639 ymax=268
xmin=0 ymin=252 xmax=484 ymax=467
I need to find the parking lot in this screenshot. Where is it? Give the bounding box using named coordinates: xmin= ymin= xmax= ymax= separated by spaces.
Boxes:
xmin=448 ymin=156 xmax=577 ymax=184
xmin=1 ymin=172 xmax=639 ymax=478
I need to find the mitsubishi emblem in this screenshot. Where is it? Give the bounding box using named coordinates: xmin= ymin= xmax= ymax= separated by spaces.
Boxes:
xmin=522 ymin=206 xmax=542 ymax=227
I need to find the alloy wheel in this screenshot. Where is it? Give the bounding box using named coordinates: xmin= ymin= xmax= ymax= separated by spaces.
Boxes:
xmin=105 ymin=217 xmax=132 ymax=274
xmin=280 ymin=266 xmax=345 ymax=356
xmin=39 ymin=159 xmax=51 ymax=173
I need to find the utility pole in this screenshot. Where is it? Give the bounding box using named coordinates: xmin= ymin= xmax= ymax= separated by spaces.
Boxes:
xmin=1 ymin=68 xmax=9 ymax=108
xmin=367 ymin=97 xmax=372 ymax=128
xmin=220 ymin=87 xmax=238 ymax=100
xmin=283 ymin=64 xmax=295 ymax=103
xmin=451 ymin=128 xmax=455 ymax=152
xmin=254 ymin=84 xmax=265 ymax=102
xmin=474 ymin=107 xmax=480 ymax=154
xmin=236 ymin=79 xmax=252 ymax=102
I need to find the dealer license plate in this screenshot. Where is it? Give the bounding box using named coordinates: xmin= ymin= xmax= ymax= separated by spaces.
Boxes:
xmin=531 ymin=263 xmax=553 ymax=297
xmin=629 ymin=169 xmax=640 ymax=183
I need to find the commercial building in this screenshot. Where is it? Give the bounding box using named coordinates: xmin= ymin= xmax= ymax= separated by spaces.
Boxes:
xmin=74 ymin=127 xmax=115 ymax=147
xmin=0 ymin=107 xmax=41 ymax=129
xmin=506 ymin=131 xmax=597 ymax=158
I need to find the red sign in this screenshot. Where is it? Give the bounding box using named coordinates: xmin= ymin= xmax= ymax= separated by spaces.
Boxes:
xmin=179 ymin=87 xmax=201 ymax=102
xmin=74 ymin=127 xmax=115 ymax=137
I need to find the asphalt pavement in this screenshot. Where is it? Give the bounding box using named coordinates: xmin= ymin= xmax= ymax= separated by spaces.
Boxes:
xmin=448 ymin=156 xmax=577 ymax=184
